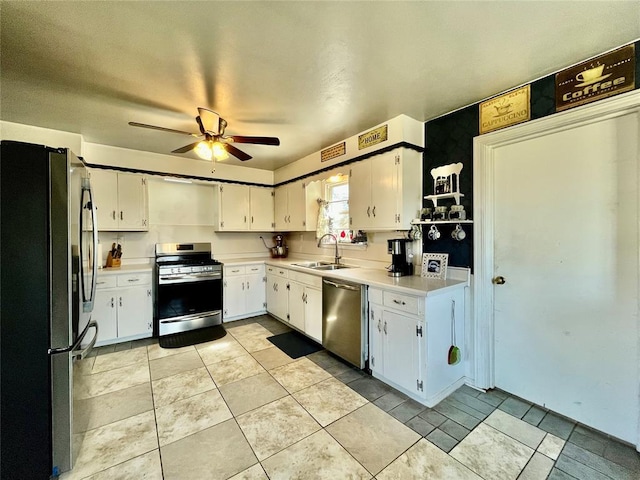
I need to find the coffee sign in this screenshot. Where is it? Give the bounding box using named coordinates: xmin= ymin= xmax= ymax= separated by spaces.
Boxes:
xmin=556 ymin=44 xmax=635 ymax=112
xmin=479 ymin=85 xmax=531 ymax=134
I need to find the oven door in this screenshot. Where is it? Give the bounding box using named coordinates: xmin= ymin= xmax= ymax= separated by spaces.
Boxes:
xmin=156 ymin=274 xmax=222 ymax=336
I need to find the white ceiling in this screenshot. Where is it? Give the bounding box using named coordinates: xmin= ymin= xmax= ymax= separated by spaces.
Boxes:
xmin=1 ymin=1 xmax=639 ymax=171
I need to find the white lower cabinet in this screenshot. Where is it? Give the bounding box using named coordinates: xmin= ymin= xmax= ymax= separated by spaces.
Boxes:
xmin=266 ymin=266 xmax=289 ymax=322
xmin=84 ymin=271 xmax=153 ymax=346
xmin=288 ymin=270 xmax=322 ymax=343
xmin=223 ymin=264 xmax=267 ymax=321
xmin=368 ymin=285 xmax=465 ymax=406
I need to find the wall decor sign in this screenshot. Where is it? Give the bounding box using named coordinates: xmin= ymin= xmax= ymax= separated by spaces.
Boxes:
xmin=479 ymin=85 xmax=531 ymax=134
xmin=321 ymin=142 xmax=346 ymax=162
xmin=556 ymin=44 xmax=635 ymax=112
xmin=358 ymin=124 xmax=388 ymax=150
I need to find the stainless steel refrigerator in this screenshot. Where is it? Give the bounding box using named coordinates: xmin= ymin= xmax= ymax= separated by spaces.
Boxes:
xmin=1 ymin=141 xmax=99 ymax=478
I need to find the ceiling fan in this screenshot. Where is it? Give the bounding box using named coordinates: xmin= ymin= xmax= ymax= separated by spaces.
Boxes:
xmin=129 ymin=108 xmax=280 ymax=161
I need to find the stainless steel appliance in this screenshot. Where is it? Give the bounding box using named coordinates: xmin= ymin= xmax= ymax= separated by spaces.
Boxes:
xmin=154 ymin=243 xmax=223 ymax=343
xmin=387 ymin=238 xmax=413 ymax=277
xmin=322 ymin=278 xmax=366 ymax=368
xmin=1 ymin=141 xmax=99 ymax=478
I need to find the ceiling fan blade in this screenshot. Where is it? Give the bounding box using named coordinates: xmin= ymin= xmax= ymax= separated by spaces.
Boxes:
xmin=128 ymin=121 xmax=198 ymax=137
xmin=224 ymin=143 xmax=252 ymax=161
xmin=171 ymin=141 xmax=202 ymax=154
xmin=229 ymin=136 xmax=280 ymax=146
xmin=197 ymin=108 xmax=220 ymax=133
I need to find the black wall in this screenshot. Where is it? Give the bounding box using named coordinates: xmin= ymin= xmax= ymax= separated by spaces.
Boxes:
xmin=422 ymin=40 xmax=640 ymax=269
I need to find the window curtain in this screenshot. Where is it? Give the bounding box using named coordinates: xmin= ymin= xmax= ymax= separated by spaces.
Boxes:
xmin=316 ymin=199 xmax=330 ymax=239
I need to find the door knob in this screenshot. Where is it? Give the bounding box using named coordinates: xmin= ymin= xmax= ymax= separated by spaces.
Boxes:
xmin=492 ymin=276 xmax=506 ymax=285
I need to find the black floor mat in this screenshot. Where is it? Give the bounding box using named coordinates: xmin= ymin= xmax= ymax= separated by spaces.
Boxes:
xmin=159 ymin=325 xmax=227 ymax=349
xmin=267 ymin=331 xmax=323 ymax=359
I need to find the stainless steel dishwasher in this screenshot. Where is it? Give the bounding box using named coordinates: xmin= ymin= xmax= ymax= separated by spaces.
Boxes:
xmin=322 ymin=278 xmax=366 ymax=368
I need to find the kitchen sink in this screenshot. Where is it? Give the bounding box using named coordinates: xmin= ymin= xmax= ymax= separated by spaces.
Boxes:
xmin=291 ymin=261 xmax=333 ymax=268
xmin=311 ymin=264 xmax=352 ymax=270
xmin=292 ymin=261 xmax=352 ymax=270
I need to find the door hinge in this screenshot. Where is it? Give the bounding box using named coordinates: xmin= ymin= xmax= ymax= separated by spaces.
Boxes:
xmin=286 ymin=283 xmax=290 ymax=290
xmin=287 ymin=314 xmax=290 ymax=320
xmin=263 ymin=276 xmax=267 ymax=282
xmin=371 ymin=356 xmax=375 ymax=367
xmin=221 ymin=221 xmax=224 ymax=228
xmin=416 ymin=325 xmax=423 ymax=337
xmin=224 ymin=309 xmax=227 ymax=316
xmin=223 ymin=280 xmax=227 ymax=287
xmin=142 ymin=178 xmax=146 ymax=186
xmin=302 ymin=220 xmax=306 ymax=227
xmin=147 ymin=289 xmax=151 ymax=297
xmin=271 ymin=191 xmax=275 ymax=197
xmin=417 ymin=379 xmax=423 ymax=391
xmin=220 ymin=186 xmax=223 ymax=193
xmin=349 ymin=217 xmax=352 ymax=225
xmin=271 ymin=222 xmax=275 ymax=228
xmin=302 ymin=182 xmax=306 ymax=188
xmin=263 ymin=302 xmax=267 ymax=308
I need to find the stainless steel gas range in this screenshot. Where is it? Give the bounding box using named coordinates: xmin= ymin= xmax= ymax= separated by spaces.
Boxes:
xmin=154 ymin=243 xmax=223 ymax=342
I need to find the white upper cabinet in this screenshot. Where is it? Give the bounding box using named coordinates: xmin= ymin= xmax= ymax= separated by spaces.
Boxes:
xmin=249 ymin=187 xmax=274 ymax=231
xmin=91 ymin=169 xmax=148 ymax=231
xmin=349 ymin=148 xmax=422 ymax=231
xmin=274 ymin=180 xmax=321 ymax=232
xmin=213 ymin=184 xmax=274 ymax=232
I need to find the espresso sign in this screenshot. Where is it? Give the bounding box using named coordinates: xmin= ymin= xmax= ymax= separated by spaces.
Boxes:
xmin=321 ymin=142 xmax=346 ymax=162
xmin=556 ymin=44 xmax=635 ymax=112
xmin=358 ymin=124 xmax=388 ymax=150
xmin=479 ymin=85 xmax=531 ymax=134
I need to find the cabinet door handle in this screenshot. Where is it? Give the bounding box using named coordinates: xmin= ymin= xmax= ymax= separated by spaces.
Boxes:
xmin=372 ymin=206 xmax=376 ymax=217
xmin=120 ymin=211 xmax=123 ymax=221
xmin=251 ymin=216 xmax=254 ymax=223
xmin=119 ymin=297 xmax=122 ymax=307
xmin=128 ymin=278 xmax=140 ymax=283
xmin=111 ymin=298 xmax=114 ymax=308
xmin=393 ymin=299 xmax=406 ymax=306
xmin=247 ymin=281 xmax=250 ymax=290
xmin=383 ymin=321 xmax=387 ymax=335
xmin=377 ymin=319 xmax=382 ymax=332
xmin=367 ymin=206 xmax=371 ymax=218
xmin=244 ymin=215 xmax=247 ymax=223
xmin=242 ymin=282 xmax=245 ymax=291
xmin=112 ymin=210 xmax=116 ymax=220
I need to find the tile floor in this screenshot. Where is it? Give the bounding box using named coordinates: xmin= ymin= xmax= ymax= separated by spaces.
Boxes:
xmin=63 ymin=315 xmax=640 ymax=480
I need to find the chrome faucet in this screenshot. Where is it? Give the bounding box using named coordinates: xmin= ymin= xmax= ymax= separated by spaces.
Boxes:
xmin=317 ymin=233 xmax=341 ymax=265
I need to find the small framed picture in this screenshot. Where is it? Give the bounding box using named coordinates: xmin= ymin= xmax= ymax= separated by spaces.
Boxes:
xmin=421 ymin=253 xmax=449 ymax=279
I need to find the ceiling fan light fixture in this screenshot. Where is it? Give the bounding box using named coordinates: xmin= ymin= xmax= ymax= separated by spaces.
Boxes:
xmin=195 ymin=140 xmax=213 ymax=161
xmin=212 ymin=141 xmax=229 ymax=160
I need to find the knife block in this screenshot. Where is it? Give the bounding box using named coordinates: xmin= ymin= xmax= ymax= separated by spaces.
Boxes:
xmin=106 ymin=252 xmax=121 ymax=268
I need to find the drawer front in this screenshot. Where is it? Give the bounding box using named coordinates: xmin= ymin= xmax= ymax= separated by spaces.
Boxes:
xmin=288 ymin=270 xmax=322 ymax=288
xmin=368 ymin=287 xmax=383 ymax=305
xmin=266 ymin=265 xmax=288 ymax=278
xmin=117 ymin=273 xmax=152 ymax=287
xmin=95 ymin=275 xmax=117 ymax=289
xmin=224 ymin=265 xmax=246 ymax=276
xmin=245 ymin=264 xmax=265 ymax=276
xmin=382 ymin=290 xmax=421 ymax=315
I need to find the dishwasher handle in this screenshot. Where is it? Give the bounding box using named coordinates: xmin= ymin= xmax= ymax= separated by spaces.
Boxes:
xmin=322 ymin=279 xmax=360 ymax=291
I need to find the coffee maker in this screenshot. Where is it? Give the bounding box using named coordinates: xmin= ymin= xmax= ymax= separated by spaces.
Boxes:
xmin=387 ymin=238 xmax=413 ymax=277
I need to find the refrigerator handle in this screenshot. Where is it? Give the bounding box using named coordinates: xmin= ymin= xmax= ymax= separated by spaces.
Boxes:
xmin=48 ymin=320 xmax=97 ymax=356
xmin=81 ymin=177 xmax=99 ymax=313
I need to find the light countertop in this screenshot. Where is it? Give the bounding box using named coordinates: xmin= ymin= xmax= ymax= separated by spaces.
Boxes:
xmin=98 ymin=264 xmax=152 ymax=275
xmin=224 ymin=257 xmax=468 ymax=297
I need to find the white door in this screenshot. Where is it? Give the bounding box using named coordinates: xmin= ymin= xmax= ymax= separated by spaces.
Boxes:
xmin=117 ymin=174 xmax=147 ymax=230
xmin=274 ymin=186 xmax=288 ymax=231
xmin=90 ymin=169 xmax=119 ymax=230
xmin=249 ymin=187 xmax=274 ymax=231
xmin=86 ymin=289 xmax=117 ymax=346
xmin=370 ymin=152 xmax=398 ymax=228
xmin=245 ymin=272 xmax=266 ymax=315
xmin=304 ymin=286 xmax=322 ymax=343
xmin=383 ymin=309 xmax=419 ymax=394
xmin=220 ymin=185 xmax=249 ymax=231
xmin=349 ymin=160 xmax=372 ymax=229
xmin=224 ymin=276 xmax=246 ymax=319
xmin=492 ymin=112 xmax=639 ymax=443
xmin=117 ymin=286 xmax=152 ymax=338
xmin=287 ymin=182 xmax=307 ymax=231
xmin=288 ymin=281 xmax=305 ymax=331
